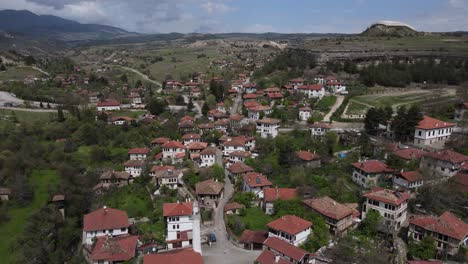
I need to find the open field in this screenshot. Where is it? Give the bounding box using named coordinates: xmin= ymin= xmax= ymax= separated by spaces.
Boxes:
xmin=227 ymin=207 xmax=273 ymax=236
xmin=112 ymin=110 xmax=146 ymax=118
xmin=0 ymin=170 xmax=59 ymax=262
xmin=0 ymin=109 xmax=56 ymax=123
xmin=0 ymin=66 xmax=45 ymax=81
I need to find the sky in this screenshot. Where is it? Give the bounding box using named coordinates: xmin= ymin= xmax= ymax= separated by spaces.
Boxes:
xmin=0 ymin=0 xmax=467 ymax=33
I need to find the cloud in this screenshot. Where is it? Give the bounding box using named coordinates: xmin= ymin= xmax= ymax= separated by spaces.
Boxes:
xmin=242 ymin=24 xmax=275 ymax=33
xmin=448 ymin=0 xmax=467 ymax=8
xmin=201 ymin=1 xmax=236 ymax=14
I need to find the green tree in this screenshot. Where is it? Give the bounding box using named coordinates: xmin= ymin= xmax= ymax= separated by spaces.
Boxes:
xmin=187 ymin=98 xmax=194 ymax=112
xmin=361 ymin=209 xmax=382 ymax=237
xmin=202 ymin=102 xmax=209 ymax=116
xmin=301 ymin=216 xmax=330 ymax=252
xmin=147 ymin=98 xmax=167 ymax=115
xmin=57 ymin=106 xmax=65 ymax=122
xmin=408 ymin=236 xmax=437 ymax=260
xmin=120 ymin=74 xmax=128 ymax=83
xmin=24 ymin=55 xmax=36 ymax=66
xmin=211 ymin=164 xmax=225 ymax=182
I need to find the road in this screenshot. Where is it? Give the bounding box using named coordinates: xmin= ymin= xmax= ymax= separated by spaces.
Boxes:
xmin=202 ymin=149 xmax=261 ymax=264
xmin=182 ymin=94 xmax=203 ymax=118
xmin=0 ymin=91 xmax=58 ymax=109
xmin=323 ymin=95 xmax=345 ymax=122
xmin=116 ymin=66 xmax=162 ymax=92
xmin=230 ymin=91 xmax=242 ymax=114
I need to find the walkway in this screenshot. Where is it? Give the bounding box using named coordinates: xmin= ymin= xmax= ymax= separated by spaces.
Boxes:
xmin=323 ymin=95 xmax=345 ymax=122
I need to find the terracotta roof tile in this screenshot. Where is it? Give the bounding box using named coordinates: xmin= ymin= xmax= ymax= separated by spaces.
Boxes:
xmin=256 ymin=250 xmax=292 ymax=264
xmin=296 ymin=151 xmax=320 ymax=161
xmin=415 ymin=115 xmax=455 ymax=130
xmin=263 ymin=236 xmax=309 ymax=262
xmin=83 ymin=207 xmax=129 ymax=232
xmin=423 ymin=150 xmax=468 ymax=164
xmin=224 ymin=202 xmax=245 ymax=212
xmin=352 ymin=160 xmax=393 ymax=174
xmin=267 ymin=215 xmax=312 ymax=235
xmin=264 ymin=188 xmax=297 ymax=202
xmin=228 ymin=162 xmax=254 ymax=174
xmin=163 ymin=202 xmax=193 ymax=217
xmin=392 ymin=148 xmax=427 ymax=160
xmin=91 ymin=235 xmax=138 ymax=262
xmin=303 ymin=196 xmax=353 ymax=220
xmin=453 ymin=172 xmax=468 ymax=192
xmin=124 ymin=160 xmax=144 ymax=167
xmin=257 ymin=118 xmax=281 ymax=125
xmin=410 ymin=211 xmax=468 ymax=241
xmin=182 ymin=133 xmax=201 ymax=140
xmin=396 ymin=171 xmax=423 ymax=182
xmin=188 ymin=142 xmax=208 ymax=150
xmin=239 ymin=229 xmax=268 ymax=244
xmin=243 ymin=172 xmax=272 ymax=188
xmin=195 ymin=179 xmax=224 ymax=195
xmin=151 ymin=137 xmax=170 ymax=145
xmin=363 ymin=187 xmax=410 ymax=206
xmin=143 ymin=249 xmax=203 ymax=264
xmin=150 ymin=165 xmax=175 ymax=173
xmin=163 ymin=141 xmax=186 ymax=149
xmin=200 ymin=147 xmax=217 ymax=156
xmin=128 ymin=148 xmax=150 ymax=155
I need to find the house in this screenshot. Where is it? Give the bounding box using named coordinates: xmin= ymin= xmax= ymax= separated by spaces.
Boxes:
xmin=414 ymin=115 xmax=455 ymax=149
xmin=298 ymin=107 xmax=312 ymax=121
xmin=326 ymin=80 xmax=346 ymax=94
xmin=143 ymin=249 xmax=203 ymax=264
xmin=195 ymin=179 xmax=224 ymax=207
xmin=90 ymin=235 xmax=138 ymax=264
xmin=452 ymin=172 xmax=468 ymax=192
xmin=95 ymin=171 xmax=132 ymax=192
xmin=224 ymin=202 xmax=245 ymax=215
xmin=295 ymin=151 xmax=321 ymax=168
xmin=310 ymin=122 xmax=332 ymax=137
xmin=128 ymin=148 xmax=150 ymax=160
xmin=239 ymin=230 xmax=268 ymax=250
xmin=190 ymin=87 xmax=201 ymax=98
xmin=393 ymin=171 xmax=424 ymax=191
xmin=297 ymin=84 xmax=325 ymax=98
xmin=362 ymin=187 xmax=410 ymax=232
xmin=257 ymin=118 xmax=281 ymax=139
xmin=229 ymin=114 xmax=245 ymax=131
xmin=97 ymin=100 xmax=121 ymax=111
xmin=200 ymin=147 xmax=217 ymax=167
xmin=267 ymin=215 xmax=312 ymax=246
xmin=303 ymin=196 xmax=354 ymax=235
xmin=214 ymin=119 xmax=230 ymax=133
xmin=351 ymin=160 xmax=394 ymax=188
xmin=110 ymin=116 xmax=135 ymax=126
xmin=216 ymin=102 xmax=226 ymax=113
xmin=243 ymin=93 xmax=258 ymax=100
xmin=128 ymin=92 xmax=142 ymax=105
xmin=392 ymin=147 xmax=427 ymax=162
xmin=419 ymin=150 xmax=468 ymax=178
xmin=408 ymin=211 xmax=468 ymax=255
xmin=198 ymin=122 xmax=215 ymax=135
xmin=455 ymin=102 xmax=468 ymax=121
xmin=0 ymin=187 xmax=11 ymax=201
xmin=242 ymin=172 xmax=273 ymax=199
xmin=151 ymin=137 xmax=170 ymax=148
xmin=262 ymin=187 xmax=298 ymax=215
xmin=182 ymin=133 xmax=202 ymax=146
xmin=244 ymin=83 xmax=258 ymax=93
xmin=227 ymin=162 xmax=254 ymax=183
xmin=163 ymin=201 xmax=197 ymax=250
xmin=288 ymin=78 xmax=305 ymax=88
xmin=152 ymin=169 xmax=182 ymax=189
xmin=248 ymin=105 xmax=273 ymax=120
xmin=228 ymin=150 xmax=252 ymax=165
xmin=82 ymin=207 xmax=130 ymax=245
xmin=207 ymin=109 xmax=228 ymax=121
xmin=314 ymin=75 xmax=326 ymax=85
xmin=162 ymin=141 xmax=186 ymax=163
xmin=257 ymin=237 xmax=310 ymax=264
xmin=178 ymin=120 xmax=195 ymax=135
xmin=124 ymin=160 xmax=144 ymax=178
xmin=223 ymin=138 xmax=246 ymax=156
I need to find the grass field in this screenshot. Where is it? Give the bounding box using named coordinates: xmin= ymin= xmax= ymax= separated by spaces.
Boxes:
xmin=346 ymin=100 xmax=370 ymax=115
xmin=102 ymin=184 xmax=153 ymax=218
xmin=112 ymin=110 xmax=147 ymax=118
xmin=0 ymin=66 xmax=45 ymax=81
xmin=0 ymin=170 xmax=59 ymax=262
xmin=316 ymin=95 xmax=337 ymax=112
xmin=228 ymin=207 xmax=273 ymax=236
xmin=0 ymin=109 xmax=56 ymax=123
xmin=73 ymin=145 xmax=128 ymax=169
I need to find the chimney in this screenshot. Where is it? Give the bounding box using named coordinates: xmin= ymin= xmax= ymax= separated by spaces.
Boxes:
xmin=103 ymin=205 xmax=108 ymax=214
xmin=275 ymin=255 xmax=280 ymax=263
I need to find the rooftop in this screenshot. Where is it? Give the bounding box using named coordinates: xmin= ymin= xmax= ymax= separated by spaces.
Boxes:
xmin=410 ymin=211 xmax=468 ymax=241
xmin=264 ymin=188 xmax=297 ymax=202
xmin=364 ymin=187 xmax=410 ymax=206
xmin=91 ymin=235 xmax=138 ymax=262
xmin=143 ymin=249 xmax=203 ymax=264
xmin=415 ymin=115 xmax=455 ymax=130
xmin=195 ymin=179 xmax=224 ymax=195
xmin=263 ymin=236 xmax=309 ymax=262
xmin=352 ymin=160 xmax=393 ymax=174
xmin=267 ymin=215 xmax=312 ymax=235
xmin=303 ymin=196 xmax=353 ymax=220
xmin=163 ymin=202 xmax=193 ymax=217
xmin=83 ymin=207 xmax=129 ymax=232
xmin=243 ymin=172 xmax=273 ymax=188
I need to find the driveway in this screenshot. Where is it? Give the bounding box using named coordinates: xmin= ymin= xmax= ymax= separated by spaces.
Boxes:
xmin=323 ymin=95 xmax=344 ymax=122
xmin=202 ymin=149 xmax=261 ymax=263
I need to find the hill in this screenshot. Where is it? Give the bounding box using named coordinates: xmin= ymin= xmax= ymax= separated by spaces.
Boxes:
xmin=0 ymin=10 xmax=138 ymax=42
xmin=362 ymin=21 xmax=419 ymax=37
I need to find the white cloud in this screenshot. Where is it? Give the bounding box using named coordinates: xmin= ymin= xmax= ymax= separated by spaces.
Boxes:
xmin=201 ymin=1 xmax=236 ymax=14
xmin=242 ymin=24 xmax=274 ymax=33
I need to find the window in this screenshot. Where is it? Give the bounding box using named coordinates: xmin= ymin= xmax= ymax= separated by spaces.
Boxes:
xmin=418 ymin=131 xmax=422 ymax=136
xmin=121 ymin=228 xmax=126 ymax=232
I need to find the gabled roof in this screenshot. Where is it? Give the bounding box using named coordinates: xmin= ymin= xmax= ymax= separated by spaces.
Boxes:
xmin=91 ymin=235 xmax=138 ymax=262
xmin=163 ymin=202 xmax=193 ymax=217
xmin=124 ymin=160 xmax=144 ymax=167
xmin=264 ymin=188 xmax=297 ymax=202
xmin=143 ymin=249 xmax=203 ymax=264
xmin=363 ymin=187 xmax=410 ymax=206
xmin=257 ymin=118 xmax=281 ymax=125
xmin=163 ymin=141 xmax=186 ymax=149
xmin=415 ymin=115 xmax=455 ymax=130
xmin=200 ymin=147 xmax=217 ymax=156
xmin=228 ymin=162 xmax=254 ymax=174
xmin=128 ymin=148 xmax=150 ymax=155
xmin=224 ymin=202 xmax=245 ymax=212
xmin=289 ymin=78 xmax=305 ymax=83
xmin=182 ymin=133 xmax=201 ymax=140
xmin=150 ymin=165 xmax=175 ymax=173
xmin=230 ymin=114 xmax=245 ymax=121
xmin=352 ymin=160 xmax=393 ymax=174
xmin=296 ymin=151 xmax=320 ymax=161
xmin=396 ymin=171 xmax=423 ymax=182
xmin=243 ymin=172 xmax=273 ymax=188
xmin=239 ymin=229 xmax=268 ymax=244
xmin=423 ymin=150 xmax=468 ymax=164
xmin=392 ymin=148 xmax=426 ymax=160
xmin=410 ymin=211 xmax=468 ymax=241
xmin=83 ymin=207 xmax=129 ymax=232
xmin=188 ymin=142 xmax=208 ymax=150
xmin=195 ymin=179 xmax=224 ymax=195
xmin=243 ymin=93 xmax=258 ymax=99
xmin=310 ymin=122 xmax=332 ymax=129
xmin=267 ymin=215 xmax=312 ymax=235
xmin=229 ymin=150 xmax=252 ymax=158
xmin=256 ymin=249 xmax=292 ymax=264
xmin=97 ymin=100 xmax=120 ymax=107
xmin=263 ymin=236 xmax=309 ymax=262
xmin=248 ymin=105 xmax=272 ymax=111
xmin=303 ymin=196 xmax=353 ymax=220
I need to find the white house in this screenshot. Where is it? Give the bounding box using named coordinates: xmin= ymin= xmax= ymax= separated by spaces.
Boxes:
xmin=182 ymin=133 xmax=202 ymax=146
xmin=297 ymin=84 xmax=325 ymax=98
xmin=82 ymin=207 xmax=130 ymax=245
xmin=310 ymin=122 xmax=333 ymax=137
xmin=298 ymin=107 xmax=312 ymax=121
xmin=419 ymin=150 xmax=468 ymax=178
xmin=228 ymin=151 xmax=252 ymax=165
xmin=266 ymin=215 xmax=312 ymax=246
xmin=216 ymin=102 xmax=226 ymax=113
xmin=393 ymin=171 xmax=424 ymax=191
xmin=351 ymin=160 xmax=394 ymax=188
xmin=414 ymin=115 xmax=455 ymax=149
xmin=163 ymin=201 xmax=197 ymax=250
xmin=288 ymin=78 xmax=305 ymax=88
xmin=257 ymin=237 xmax=311 ymax=264
xmin=223 ymin=138 xmax=246 ymax=156
xmin=244 ymin=83 xmax=257 ymax=94
xmin=256 ymin=118 xmax=281 ymax=138
xmin=124 ymin=160 xmax=144 ymax=178
xmin=128 ymin=148 xmax=150 ymax=161
xmin=248 ymin=105 xmax=272 ymax=120
xmin=362 ymin=187 xmax=410 ymax=232
xmin=242 ymin=172 xmax=273 ymax=199
xmin=97 ymin=101 xmax=121 ymax=111
xmin=262 ymin=188 xmax=297 ymax=215
xmin=314 ymin=75 xmax=326 ymax=85
xmin=162 ymin=141 xmax=186 ymax=162
xmin=200 ymin=147 xmax=217 ymax=167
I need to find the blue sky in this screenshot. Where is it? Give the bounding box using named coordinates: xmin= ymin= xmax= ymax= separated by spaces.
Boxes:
xmin=1 ymin=0 xmax=467 ymax=33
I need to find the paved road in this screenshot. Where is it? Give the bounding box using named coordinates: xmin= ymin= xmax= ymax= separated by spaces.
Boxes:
xmin=323 ymin=95 xmax=345 ymax=122
xmin=202 ymin=149 xmax=261 ymax=264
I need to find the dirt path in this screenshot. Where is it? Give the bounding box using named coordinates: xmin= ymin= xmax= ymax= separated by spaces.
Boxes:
xmin=323 ymin=95 xmax=344 ymax=122
xmin=116 ymin=66 xmax=162 ymax=92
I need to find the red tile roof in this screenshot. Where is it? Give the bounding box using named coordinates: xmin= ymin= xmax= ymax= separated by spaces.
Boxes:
xmin=415 ymin=115 xmax=455 ymax=130
xmin=163 ymin=202 xmax=193 ymax=217
xmin=97 ymin=100 xmax=120 ymax=107
xmin=188 ymin=142 xmax=208 ymax=150
xmin=248 ymin=105 xmax=272 ymax=111
xmin=423 ymin=150 xmax=468 ymax=164
xmin=230 ymin=114 xmax=244 ymax=121
xmin=256 ymin=249 xmax=292 ymax=264
xmin=195 ymin=179 xmax=224 ymax=195
xmin=200 ymin=147 xmax=217 ymax=156
xmin=410 ymin=211 xmax=468 ymax=241
xmin=239 ymin=229 xmax=268 ymax=244
xmin=363 ymin=187 xmax=410 ymax=206
xmin=299 ymin=107 xmax=312 ymax=112
xmin=257 ymin=118 xmax=281 ymax=125
xmin=298 ymin=84 xmax=324 ymax=91
xmin=244 ymin=101 xmax=261 ymax=109
xmin=243 ymin=172 xmax=273 ymax=188
xmin=267 ymin=215 xmax=312 ymax=235
xmin=296 ymin=151 xmax=320 ymax=161
xmin=150 ymin=165 xmax=175 ymax=173
xmin=396 ymin=171 xmax=423 ymax=182
xmin=392 ymin=148 xmax=426 ymax=160
xmin=267 ymin=92 xmax=284 ymax=99
xmin=229 ymin=150 xmax=251 ymax=158
xmin=228 ymin=162 xmax=254 ymax=174
xmin=182 ymin=133 xmax=201 ymax=140
xmin=91 ymin=235 xmax=138 ymax=262
xmin=310 ymin=122 xmax=332 ymax=129
xmin=128 ymin=148 xmax=150 ymax=155
xmin=143 ymin=249 xmax=203 ymax=264
xmin=151 ymin=137 xmax=170 ymax=145
xmin=263 ymin=236 xmax=309 ymax=262
xmin=243 ymin=93 xmax=258 ymax=99
xmin=289 ymin=78 xmax=305 ymax=83
xmin=163 ymin=141 xmax=186 ymax=149
xmin=124 ymin=160 xmax=144 ymax=167
xmin=83 ymin=207 xmax=129 ymax=232
xmin=264 ymin=188 xmax=297 ymax=202
xmin=224 ymin=202 xmax=245 ymax=212
xmin=303 ymin=196 xmax=353 ymax=220
xmin=352 ymin=160 xmax=393 ymax=174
